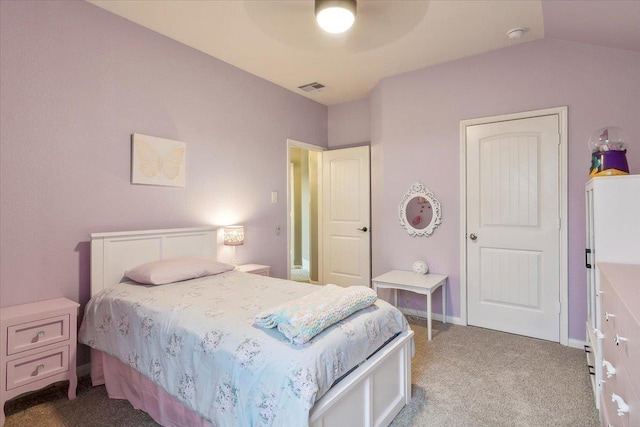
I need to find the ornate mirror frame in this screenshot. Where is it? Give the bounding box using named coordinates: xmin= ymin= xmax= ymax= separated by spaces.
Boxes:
xmin=398 ymin=182 xmax=442 ymax=237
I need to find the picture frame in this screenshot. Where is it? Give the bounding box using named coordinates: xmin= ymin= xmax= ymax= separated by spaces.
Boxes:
xmin=131 ymin=133 xmax=186 ymax=188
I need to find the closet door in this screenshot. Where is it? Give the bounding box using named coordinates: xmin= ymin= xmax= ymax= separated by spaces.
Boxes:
xmin=466 ymin=114 xmax=561 ymax=342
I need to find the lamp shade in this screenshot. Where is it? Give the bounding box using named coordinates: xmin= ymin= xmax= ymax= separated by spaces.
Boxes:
xmin=315 ymin=0 xmax=356 ymax=34
xmin=223 ymin=226 xmax=245 ymax=246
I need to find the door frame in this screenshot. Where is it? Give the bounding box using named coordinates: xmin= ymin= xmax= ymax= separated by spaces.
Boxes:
xmin=286 ymin=139 xmax=325 ymax=282
xmin=459 ymin=106 xmax=568 ymax=345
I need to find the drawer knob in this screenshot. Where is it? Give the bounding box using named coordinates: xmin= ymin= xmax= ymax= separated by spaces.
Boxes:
xmin=611 ymin=393 xmax=629 ymax=416
xmin=37 ymin=330 xmax=45 ymax=339
xmin=602 ymin=360 xmax=617 ymax=378
xmin=615 ymin=334 xmax=628 ymax=346
xmin=605 ymin=312 xmax=616 ymax=321
xmin=36 ymin=363 xmax=45 ymax=373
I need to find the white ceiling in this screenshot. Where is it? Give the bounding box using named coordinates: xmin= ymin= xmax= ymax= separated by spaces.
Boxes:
xmin=89 ymin=0 xmax=640 ymax=106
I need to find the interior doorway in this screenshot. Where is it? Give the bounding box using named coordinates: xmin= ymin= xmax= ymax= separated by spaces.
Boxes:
xmin=287 ymin=140 xmax=372 ymax=287
xmin=287 ymin=140 xmax=323 ymax=283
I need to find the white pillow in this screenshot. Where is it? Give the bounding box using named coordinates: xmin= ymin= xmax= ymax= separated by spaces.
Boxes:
xmin=125 ymin=257 xmax=234 ymax=285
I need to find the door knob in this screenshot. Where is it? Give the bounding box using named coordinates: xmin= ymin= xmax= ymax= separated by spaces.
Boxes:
xmin=469 ymin=233 xmax=477 ymax=241
xmin=357 ymin=227 xmax=368 ymax=232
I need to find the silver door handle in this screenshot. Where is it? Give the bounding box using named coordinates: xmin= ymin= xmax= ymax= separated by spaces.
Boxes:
xmin=469 ymin=233 xmax=477 ymax=241
xmin=357 ymin=227 xmax=368 ymax=232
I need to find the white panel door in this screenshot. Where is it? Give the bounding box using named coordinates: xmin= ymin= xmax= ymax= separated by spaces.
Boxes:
xmin=322 ymin=146 xmax=370 ymax=287
xmin=466 ymin=115 xmax=560 ymax=341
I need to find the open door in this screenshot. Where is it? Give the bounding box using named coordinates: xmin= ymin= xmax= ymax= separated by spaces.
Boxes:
xmin=322 ymin=146 xmax=371 ymax=287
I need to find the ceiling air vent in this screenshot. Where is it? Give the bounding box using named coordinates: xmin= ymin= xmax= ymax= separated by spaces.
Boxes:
xmin=298 ymin=82 xmax=326 ymax=93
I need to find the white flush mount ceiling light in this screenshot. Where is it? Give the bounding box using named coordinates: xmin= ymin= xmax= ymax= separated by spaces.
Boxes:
xmin=315 ymin=0 xmax=357 ymax=34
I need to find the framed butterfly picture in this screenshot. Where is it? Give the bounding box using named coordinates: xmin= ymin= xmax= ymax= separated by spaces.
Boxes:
xmin=131 ymin=133 xmax=186 ymax=187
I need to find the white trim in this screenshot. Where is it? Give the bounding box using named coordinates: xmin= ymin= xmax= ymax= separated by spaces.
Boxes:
xmin=459 ymin=106 xmax=569 ymax=346
xmin=558 ymin=107 xmax=569 ymax=346
xmin=398 ymin=307 xmax=464 ymax=326
xmin=568 ymin=338 xmax=587 ymax=350
xmin=286 ymin=139 xmax=325 ymax=282
xmin=459 ymin=123 xmax=468 ymax=327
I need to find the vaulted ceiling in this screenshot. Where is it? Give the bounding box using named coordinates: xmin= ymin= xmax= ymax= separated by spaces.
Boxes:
xmin=89 ymin=0 xmax=640 ymax=106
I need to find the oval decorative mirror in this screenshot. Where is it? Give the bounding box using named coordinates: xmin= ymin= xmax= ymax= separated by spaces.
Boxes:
xmin=398 ymin=182 xmax=442 ymax=237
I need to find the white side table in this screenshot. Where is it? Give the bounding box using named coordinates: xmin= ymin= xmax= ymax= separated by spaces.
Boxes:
xmin=235 ymin=263 xmax=270 ymax=276
xmin=372 ymin=270 xmax=447 ymax=340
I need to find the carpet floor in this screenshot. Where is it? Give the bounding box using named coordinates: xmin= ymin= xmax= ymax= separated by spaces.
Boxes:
xmin=4 ymin=319 xmax=599 ymax=426
xmin=391 ymin=318 xmax=599 ymax=426
xmin=291 ymin=267 xmax=311 ymax=282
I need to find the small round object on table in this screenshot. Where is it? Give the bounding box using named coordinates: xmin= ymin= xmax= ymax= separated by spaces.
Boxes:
xmin=412 ymin=260 xmax=429 ymax=275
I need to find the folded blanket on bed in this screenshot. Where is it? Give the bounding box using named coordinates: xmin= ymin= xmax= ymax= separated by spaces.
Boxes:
xmin=254 ymin=284 xmax=378 ymax=344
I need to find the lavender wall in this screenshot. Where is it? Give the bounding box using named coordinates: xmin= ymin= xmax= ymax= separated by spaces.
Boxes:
xmin=328 ymin=98 xmax=371 ymax=147
xmin=365 ymin=39 xmax=640 ymax=341
xmin=0 ymin=2 xmax=327 ymax=309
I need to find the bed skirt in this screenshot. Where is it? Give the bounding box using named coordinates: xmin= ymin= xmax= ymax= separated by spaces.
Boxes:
xmin=91 ymin=349 xmax=212 ymax=427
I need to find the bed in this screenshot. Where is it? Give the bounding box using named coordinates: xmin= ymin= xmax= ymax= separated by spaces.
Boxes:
xmin=79 ymin=226 xmax=414 ymax=426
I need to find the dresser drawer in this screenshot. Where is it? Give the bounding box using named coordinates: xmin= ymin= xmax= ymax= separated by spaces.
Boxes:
xmin=603 ymin=360 xmax=637 ymax=427
xmin=601 ymin=379 xmax=627 ymax=427
xmin=602 ymin=319 xmax=620 ymax=368
xmin=6 ymin=314 xmax=70 ymax=356
xmin=600 ymin=281 xmax=619 ymax=331
xmin=6 ymin=345 xmax=70 ymax=390
xmin=615 ymin=299 xmax=640 ymax=395
xmin=601 ymin=392 xmax=613 ymax=427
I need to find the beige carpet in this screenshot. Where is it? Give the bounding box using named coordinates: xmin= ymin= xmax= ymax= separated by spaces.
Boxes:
xmin=391 ymin=318 xmax=599 ymax=426
xmin=291 ymin=267 xmax=310 ymax=282
xmin=5 ymin=319 xmax=599 ymax=426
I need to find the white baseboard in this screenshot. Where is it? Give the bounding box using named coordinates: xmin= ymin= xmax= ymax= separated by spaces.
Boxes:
xmin=398 ymin=307 xmax=464 ymax=326
xmin=400 ymin=305 xmax=585 ymax=348
xmin=568 ymin=338 xmax=587 ymax=350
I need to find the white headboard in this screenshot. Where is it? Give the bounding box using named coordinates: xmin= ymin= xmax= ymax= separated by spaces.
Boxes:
xmin=90 ymin=226 xmax=218 ymax=297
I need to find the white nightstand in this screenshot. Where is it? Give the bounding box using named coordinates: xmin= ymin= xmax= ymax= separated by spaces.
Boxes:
xmin=372 ymin=270 xmax=447 ymax=341
xmin=235 ymin=264 xmax=270 ymax=276
xmin=0 ymin=297 xmax=80 ymax=426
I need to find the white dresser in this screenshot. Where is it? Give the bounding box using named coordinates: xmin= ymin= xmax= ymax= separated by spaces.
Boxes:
xmin=584 ymin=175 xmax=640 ymax=409
xmin=598 ymin=263 xmax=639 ymax=427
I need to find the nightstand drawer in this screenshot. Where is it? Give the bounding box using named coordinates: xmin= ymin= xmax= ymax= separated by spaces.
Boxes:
xmin=6 ymin=345 xmax=69 ymax=390
xmin=7 ymin=314 xmax=70 ymax=356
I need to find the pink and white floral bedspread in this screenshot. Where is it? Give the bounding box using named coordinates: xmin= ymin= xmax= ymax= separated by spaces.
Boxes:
xmin=79 ymin=271 xmax=409 ymax=426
